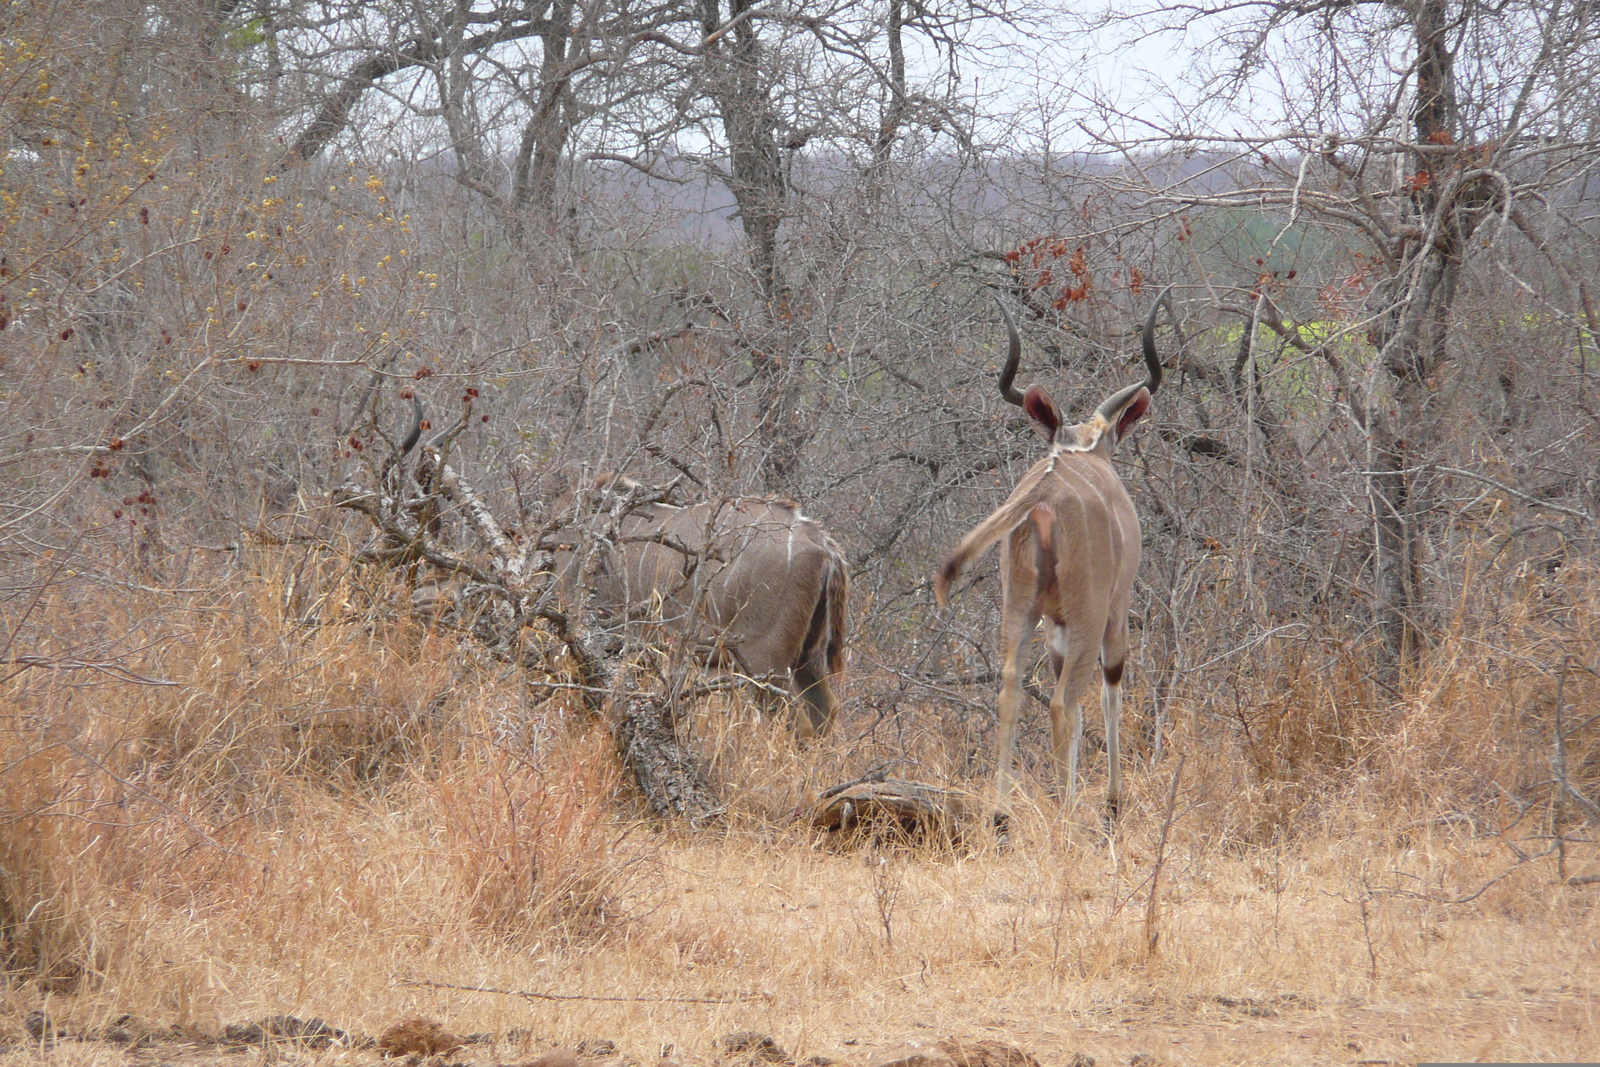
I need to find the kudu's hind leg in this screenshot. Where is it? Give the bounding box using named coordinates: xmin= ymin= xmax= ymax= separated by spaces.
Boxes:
xmin=1101 ymin=663 xmax=1124 ymax=822
xmin=1047 ymin=636 xmax=1101 ymax=808
xmin=1101 ymin=621 xmax=1131 ymax=822
xmin=994 ymin=599 xmax=1039 ymax=830
xmin=1043 ymin=622 xmax=1073 ymax=799
xmin=788 ymin=556 xmax=843 ymax=743
xmin=791 ymin=657 xmax=837 ymax=741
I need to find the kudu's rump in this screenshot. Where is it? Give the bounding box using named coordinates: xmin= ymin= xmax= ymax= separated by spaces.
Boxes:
xmin=575 ymin=485 xmax=847 ymax=740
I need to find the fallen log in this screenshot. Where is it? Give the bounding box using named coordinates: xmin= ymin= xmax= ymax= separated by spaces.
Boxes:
xmin=811 ymin=777 xmax=978 ymax=847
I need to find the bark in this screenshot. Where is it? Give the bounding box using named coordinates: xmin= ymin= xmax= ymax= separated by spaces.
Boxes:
xmin=439 ymin=0 xmax=504 ymax=203
xmin=870 ymin=0 xmax=906 ymax=173
xmin=614 ymin=697 xmax=724 ymax=826
xmin=812 ymin=774 xmax=976 ymax=848
xmin=286 ymin=49 xmax=420 ymax=166
xmin=510 ymin=0 xmax=578 ymax=238
xmin=1367 ymin=420 xmax=1425 ymax=671
xmin=282 ymin=19 xmax=555 ymax=168
xmin=1360 ymin=0 xmax=1467 ymax=673
xmin=700 ymin=0 xmax=786 ymax=301
xmin=694 ymin=0 xmax=810 ymax=493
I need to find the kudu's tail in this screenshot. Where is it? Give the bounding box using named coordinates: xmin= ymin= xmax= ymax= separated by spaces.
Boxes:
xmin=795 ymin=541 xmax=848 ymax=735
xmin=823 ymin=550 xmax=847 ymax=685
xmin=1030 ymin=503 xmax=1058 ymax=608
xmin=801 ymin=542 xmax=848 ymax=685
xmin=935 ymin=496 xmax=1036 ymax=606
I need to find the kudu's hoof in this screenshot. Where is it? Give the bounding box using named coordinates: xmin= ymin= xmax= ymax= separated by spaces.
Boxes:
xmin=991 ymin=810 xmax=1013 ymax=851
xmin=1101 ymin=795 xmax=1122 ymax=833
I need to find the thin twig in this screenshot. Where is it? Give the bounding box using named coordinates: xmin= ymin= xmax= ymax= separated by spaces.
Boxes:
xmin=1357 ymin=867 xmax=1380 ymax=982
xmin=1144 ymin=753 xmax=1186 ymax=958
xmin=400 ymin=978 xmax=765 ymax=1004
xmin=1436 ymin=466 xmax=1594 ymax=521
xmin=0 ymin=656 xmax=176 ymax=687
xmin=1554 ymin=655 xmax=1571 ymax=881
xmin=1384 ymin=844 xmax=1559 ymax=904
xmin=819 ymin=762 xmax=895 ymax=800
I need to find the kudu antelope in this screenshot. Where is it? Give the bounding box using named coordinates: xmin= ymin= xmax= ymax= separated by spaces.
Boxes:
xmin=577 ymin=475 xmax=848 ymax=741
xmin=385 ymin=399 xmax=845 ymax=740
xmin=935 ymin=289 xmax=1171 ymax=822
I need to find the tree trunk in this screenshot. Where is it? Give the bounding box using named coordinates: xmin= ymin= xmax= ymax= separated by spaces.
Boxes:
xmin=870 ymin=0 xmax=905 ymax=173
xmin=697 ymin=0 xmax=812 ymax=493
xmin=700 ymin=0 xmax=786 ymax=301
xmin=613 ymin=697 xmax=724 ymax=826
xmin=1362 ymin=0 xmax=1464 ymax=675
xmin=510 ymin=0 xmax=576 ymax=241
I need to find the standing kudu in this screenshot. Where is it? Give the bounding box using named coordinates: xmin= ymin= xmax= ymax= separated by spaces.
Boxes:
xmin=935 ymin=288 xmax=1172 ymax=823
xmin=577 ymin=476 xmax=848 ymax=741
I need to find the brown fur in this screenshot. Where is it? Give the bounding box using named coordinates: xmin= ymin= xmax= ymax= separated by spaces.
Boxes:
xmin=568 ymin=486 xmax=848 ymax=740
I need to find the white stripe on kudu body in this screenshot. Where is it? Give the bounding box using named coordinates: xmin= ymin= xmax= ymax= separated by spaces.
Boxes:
xmin=936 ymin=288 xmax=1174 ymax=829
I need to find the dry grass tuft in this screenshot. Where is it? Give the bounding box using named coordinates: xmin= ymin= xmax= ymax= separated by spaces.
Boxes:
xmin=378 ymin=1017 xmax=464 ymax=1058
xmin=0 ymin=548 xmax=654 ymax=1005
xmin=2 ymin=546 xmax=1598 ymax=1064
xmin=429 ymin=729 xmax=651 ymax=939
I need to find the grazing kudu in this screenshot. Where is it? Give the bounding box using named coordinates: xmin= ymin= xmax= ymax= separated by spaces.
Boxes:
xmin=579 ymin=476 xmax=848 ymax=741
xmin=935 ymin=289 xmax=1170 ymax=822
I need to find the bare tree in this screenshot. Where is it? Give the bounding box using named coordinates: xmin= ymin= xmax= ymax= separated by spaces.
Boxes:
xmin=1082 ymin=0 xmax=1600 ymax=675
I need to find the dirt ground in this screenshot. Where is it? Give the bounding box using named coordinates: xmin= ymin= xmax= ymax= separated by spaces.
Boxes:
xmin=3 ymin=985 xmax=1596 ymax=1067
xmin=6 ymin=821 xmax=1599 ymax=1067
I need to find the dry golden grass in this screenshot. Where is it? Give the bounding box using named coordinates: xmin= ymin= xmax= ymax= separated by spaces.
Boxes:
xmin=3 ymin=549 xmax=1598 ymax=1066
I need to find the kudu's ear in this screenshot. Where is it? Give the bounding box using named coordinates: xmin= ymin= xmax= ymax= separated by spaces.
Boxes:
xmin=1108 ymin=386 xmax=1151 ymax=444
xmin=1022 ymin=385 xmax=1061 ymax=440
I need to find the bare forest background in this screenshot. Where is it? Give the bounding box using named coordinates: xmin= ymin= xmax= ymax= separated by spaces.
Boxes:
xmin=3 ymin=0 xmax=1600 ymax=1052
